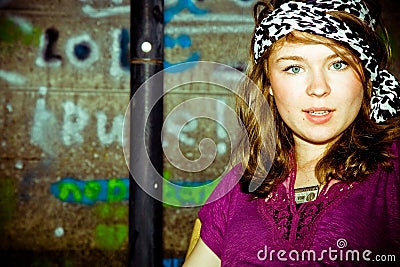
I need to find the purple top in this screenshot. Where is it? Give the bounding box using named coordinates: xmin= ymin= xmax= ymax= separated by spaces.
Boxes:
xmin=199 ymin=141 xmax=400 ymax=266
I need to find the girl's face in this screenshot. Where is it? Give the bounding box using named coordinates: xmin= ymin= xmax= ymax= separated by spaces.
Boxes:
xmin=268 ymin=41 xmax=364 ymax=146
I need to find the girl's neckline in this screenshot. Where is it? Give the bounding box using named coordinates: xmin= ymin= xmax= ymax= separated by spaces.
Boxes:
xmin=287 ymin=166 xmax=344 ymax=213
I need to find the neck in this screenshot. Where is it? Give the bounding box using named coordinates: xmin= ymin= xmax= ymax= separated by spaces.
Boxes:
xmin=295 ymin=143 xmax=327 ymax=170
xmin=293 ymin=138 xmax=328 ymax=188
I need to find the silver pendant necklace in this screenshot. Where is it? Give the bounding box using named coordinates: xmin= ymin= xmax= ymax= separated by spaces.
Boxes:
xmin=294 ymin=185 xmax=319 ymax=204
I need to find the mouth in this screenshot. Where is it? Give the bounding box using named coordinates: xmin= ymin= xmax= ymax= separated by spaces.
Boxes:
xmin=303 ymin=108 xmax=335 ymax=124
xmin=307 ymin=110 xmax=331 ymax=116
xmin=303 ymin=107 xmax=335 ymax=115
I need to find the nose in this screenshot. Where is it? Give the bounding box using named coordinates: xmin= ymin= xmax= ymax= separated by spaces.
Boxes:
xmin=306 ymin=70 xmax=331 ymax=97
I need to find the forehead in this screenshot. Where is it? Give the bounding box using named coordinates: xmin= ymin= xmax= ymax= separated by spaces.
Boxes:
xmin=269 ymin=42 xmax=337 ymax=60
xmin=268 ymin=31 xmax=357 ymax=61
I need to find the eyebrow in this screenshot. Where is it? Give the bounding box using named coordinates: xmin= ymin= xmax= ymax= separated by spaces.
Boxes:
xmin=275 ymin=54 xmax=341 ymax=63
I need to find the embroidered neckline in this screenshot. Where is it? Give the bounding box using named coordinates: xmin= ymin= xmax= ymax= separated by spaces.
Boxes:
xmin=257 ymin=167 xmax=358 ymax=249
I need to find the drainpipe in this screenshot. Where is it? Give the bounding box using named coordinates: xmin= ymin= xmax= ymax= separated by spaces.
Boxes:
xmin=129 ymin=0 xmax=164 ymax=266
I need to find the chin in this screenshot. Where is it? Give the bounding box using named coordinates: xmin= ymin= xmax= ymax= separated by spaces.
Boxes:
xmin=305 ymin=134 xmax=341 ymax=145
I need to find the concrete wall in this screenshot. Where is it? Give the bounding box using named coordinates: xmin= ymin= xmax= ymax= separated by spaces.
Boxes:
xmin=0 ymin=0 xmax=398 ymax=266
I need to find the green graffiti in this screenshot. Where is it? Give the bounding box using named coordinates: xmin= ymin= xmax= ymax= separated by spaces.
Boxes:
xmin=0 ymin=178 xmax=16 ymax=230
xmin=0 ymin=17 xmax=41 ymax=46
xmin=162 ymin=170 xmax=217 ymax=206
xmin=163 ymin=169 xmax=172 ymax=180
xmin=84 ymin=181 xmax=102 ymax=201
xmin=94 ymin=203 xmax=128 ymax=250
xmin=107 ymin=178 xmax=128 ymax=202
xmin=179 ymin=185 xmax=207 ymax=204
xmin=95 ymin=203 xmax=112 ymax=219
xmin=51 ymin=174 xmax=215 ymax=206
xmin=59 ymin=182 xmax=83 ymax=202
xmin=95 ymin=203 xmax=127 ymax=220
xmin=114 ymin=205 xmax=128 ymax=219
xmin=95 ymin=224 xmax=128 ymax=250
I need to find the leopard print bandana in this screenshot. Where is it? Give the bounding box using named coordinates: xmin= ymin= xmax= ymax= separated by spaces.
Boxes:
xmin=254 ymin=0 xmax=400 ymax=123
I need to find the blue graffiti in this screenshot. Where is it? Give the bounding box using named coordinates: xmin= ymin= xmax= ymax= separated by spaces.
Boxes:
xmin=120 ymin=28 xmax=130 ymax=71
xmin=163 ymin=0 xmax=206 ymax=71
xmin=163 ymin=258 xmax=184 ymax=267
xmin=164 ymin=0 xmax=208 ymax=24
xmin=165 ymin=34 xmax=192 ymax=48
xmin=50 ymin=176 xmax=216 ymax=206
xmin=164 ymin=34 xmax=200 ymax=72
xmin=50 ymin=177 xmax=129 ymax=205
xmin=74 ymin=43 xmax=91 ymax=60
xmin=164 ymin=52 xmax=200 ymax=72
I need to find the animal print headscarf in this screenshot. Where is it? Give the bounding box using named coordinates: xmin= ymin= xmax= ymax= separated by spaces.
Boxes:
xmin=253 ymin=0 xmax=400 ymax=123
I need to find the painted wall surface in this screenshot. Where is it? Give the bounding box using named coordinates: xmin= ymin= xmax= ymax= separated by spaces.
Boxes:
xmin=0 ymin=0 xmax=399 ymax=266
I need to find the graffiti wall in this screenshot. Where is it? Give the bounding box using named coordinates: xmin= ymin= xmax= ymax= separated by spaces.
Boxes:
xmin=0 ymin=0 xmax=399 ymax=266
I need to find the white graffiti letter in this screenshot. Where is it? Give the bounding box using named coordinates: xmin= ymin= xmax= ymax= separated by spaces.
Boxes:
xmin=65 ymin=34 xmax=99 ymax=68
xmin=109 ymin=28 xmax=129 ymax=77
xmin=62 ymin=101 xmax=89 ymax=146
xmin=96 ymin=111 xmax=123 ymax=145
xmin=30 ymin=86 xmax=60 ymax=155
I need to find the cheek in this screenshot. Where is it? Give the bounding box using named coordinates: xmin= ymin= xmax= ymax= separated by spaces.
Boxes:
xmin=270 ymin=74 xmax=305 ymax=100
xmin=347 ymin=82 xmax=364 ymax=106
xmin=339 ymin=81 xmax=364 ymax=120
xmin=273 ymin=94 xmax=297 ymax=119
xmin=272 ymin=85 xmax=301 ymax=112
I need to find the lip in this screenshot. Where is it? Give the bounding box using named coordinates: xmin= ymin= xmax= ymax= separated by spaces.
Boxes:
xmin=303 ymin=107 xmax=335 ymax=124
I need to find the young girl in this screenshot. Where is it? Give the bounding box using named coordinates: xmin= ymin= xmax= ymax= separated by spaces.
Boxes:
xmin=184 ymin=0 xmax=400 ymax=266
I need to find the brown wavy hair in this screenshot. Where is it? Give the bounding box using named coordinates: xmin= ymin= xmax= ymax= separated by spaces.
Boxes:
xmin=236 ymin=0 xmax=400 ymax=198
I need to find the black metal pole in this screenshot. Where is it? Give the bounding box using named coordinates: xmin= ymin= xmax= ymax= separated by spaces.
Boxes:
xmin=129 ymin=1 xmax=164 ymax=266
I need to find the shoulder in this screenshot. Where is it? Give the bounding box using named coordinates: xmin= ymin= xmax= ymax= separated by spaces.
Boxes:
xmin=199 ymin=165 xmax=247 ymax=218
xmin=197 ymin=165 xmax=248 ymax=257
xmin=363 ymin=139 xmax=400 ymax=195
xmin=198 ymin=164 xmax=253 ymax=225
xmin=203 ymin=165 xmax=244 ymax=205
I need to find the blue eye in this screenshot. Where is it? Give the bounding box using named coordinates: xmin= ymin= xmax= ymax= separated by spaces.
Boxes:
xmin=331 ymin=61 xmax=348 ymax=70
xmin=291 ymin=66 xmax=301 ymax=73
xmin=284 ymin=65 xmax=303 ymax=74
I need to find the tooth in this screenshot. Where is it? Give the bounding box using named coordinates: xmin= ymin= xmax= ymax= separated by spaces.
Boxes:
xmin=309 ymin=111 xmax=329 ymax=115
